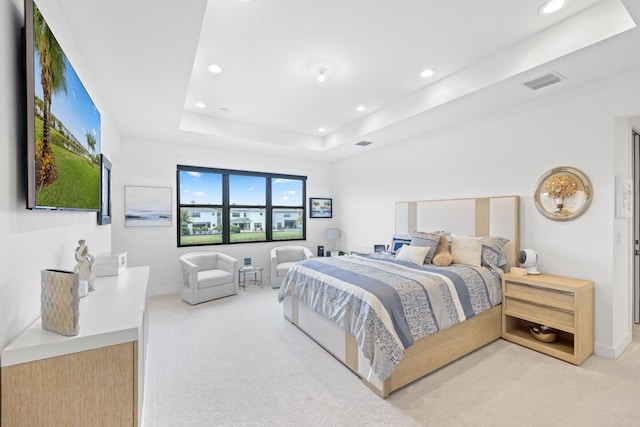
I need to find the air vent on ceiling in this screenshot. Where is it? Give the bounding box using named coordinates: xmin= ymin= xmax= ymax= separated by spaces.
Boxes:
xmin=355 ymin=141 xmax=373 ymax=147
xmin=523 ymin=72 xmax=564 ymax=90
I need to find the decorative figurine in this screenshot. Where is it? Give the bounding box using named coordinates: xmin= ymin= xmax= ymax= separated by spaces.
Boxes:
xmin=74 ymin=239 xmax=96 ymax=295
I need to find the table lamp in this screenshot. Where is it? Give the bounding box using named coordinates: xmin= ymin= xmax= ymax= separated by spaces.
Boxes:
xmin=325 ymin=228 xmax=341 ymax=254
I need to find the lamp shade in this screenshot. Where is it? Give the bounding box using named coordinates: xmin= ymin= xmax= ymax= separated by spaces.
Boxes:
xmin=325 ymin=228 xmax=340 ymax=240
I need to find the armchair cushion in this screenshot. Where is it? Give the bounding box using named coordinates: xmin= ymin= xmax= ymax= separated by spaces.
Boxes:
xmin=198 ymin=269 xmax=235 ymax=289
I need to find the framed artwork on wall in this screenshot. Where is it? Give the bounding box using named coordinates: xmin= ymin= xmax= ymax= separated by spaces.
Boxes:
xmin=310 ymin=197 xmax=332 ymax=218
xmin=533 ymin=166 xmax=592 ymax=221
xmin=97 ymin=154 xmax=112 ymax=225
xmin=125 ymin=186 xmax=172 ymax=227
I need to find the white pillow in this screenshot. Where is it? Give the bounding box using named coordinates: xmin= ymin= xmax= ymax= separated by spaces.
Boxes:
xmin=396 ymin=244 xmax=430 ymax=266
xmin=451 ymin=235 xmax=482 ymax=267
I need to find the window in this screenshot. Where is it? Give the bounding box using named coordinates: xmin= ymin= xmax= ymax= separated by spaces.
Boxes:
xmin=177 ymin=166 xmax=306 ymax=247
xmin=271 ymin=177 xmax=305 ymax=241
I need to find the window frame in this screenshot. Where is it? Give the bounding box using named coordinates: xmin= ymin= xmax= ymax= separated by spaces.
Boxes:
xmin=177 ymin=165 xmax=306 ymax=247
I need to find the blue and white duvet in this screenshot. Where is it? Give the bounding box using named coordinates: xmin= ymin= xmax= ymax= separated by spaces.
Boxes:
xmin=277 ymin=253 xmax=502 ymax=381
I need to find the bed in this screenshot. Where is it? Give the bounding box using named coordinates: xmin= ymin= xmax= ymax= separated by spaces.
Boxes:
xmin=277 ymin=196 xmax=520 ymax=398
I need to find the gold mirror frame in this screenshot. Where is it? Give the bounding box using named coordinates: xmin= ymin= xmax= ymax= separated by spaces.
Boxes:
xmin=534 ymin=167 xmax=592 ymax=221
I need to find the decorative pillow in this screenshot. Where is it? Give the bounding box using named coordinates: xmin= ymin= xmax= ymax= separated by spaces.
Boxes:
xmin=481 ymin=236 xmax=510 ymax=268
xmin=432 ymin=235 xmax=452 ymax=266
xmin=396 ymin=244 xmax=430 ymax=266
xmin=409 ymin=231 xmax=442 ymax=264
xmin=389 ymin=234 xmax=412 ymax=254
xmin=497 ymin=250 xmax=508 ymax=267
xmin=451 ymin=235 xmax=482 ymax=267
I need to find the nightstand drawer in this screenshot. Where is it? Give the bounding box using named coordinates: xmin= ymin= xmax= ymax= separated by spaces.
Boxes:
xmin=504 ymin=281 xmax=574 ymax=306
xmin=504 ymin=297 xmax=574 ymax=329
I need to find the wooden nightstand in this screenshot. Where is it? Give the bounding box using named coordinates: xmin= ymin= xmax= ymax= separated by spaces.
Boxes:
xmin=501 ymin=273 xmax=594 ymax=365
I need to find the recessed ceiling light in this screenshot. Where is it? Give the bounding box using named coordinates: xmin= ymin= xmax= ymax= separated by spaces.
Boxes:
xmin=355 ymin=105 xmax=366 ymax=112
xmin=420 ymin=68 xmax=434 ymax=78
xmin=207 ymin=64 xmax=223 ymax=74
xmin=317 ymin=67 xmax=327 ymax=83
xmin=195 ymin=102 xmax=207 ymax=109
xmin=317 ymin=127 xmax=326 ymax=132
xmin=539 ymin=0 xmax=567 ymax=15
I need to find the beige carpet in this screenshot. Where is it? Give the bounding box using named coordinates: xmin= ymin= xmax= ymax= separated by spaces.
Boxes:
xmin=143 ymin=285 xmax=640 ymax=427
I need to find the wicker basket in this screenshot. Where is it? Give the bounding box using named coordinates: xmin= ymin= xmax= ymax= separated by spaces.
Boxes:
xmin=41 ymin=269 xmax=80 ymax=336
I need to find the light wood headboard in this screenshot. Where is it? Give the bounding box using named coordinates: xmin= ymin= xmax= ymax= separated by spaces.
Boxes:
xmin=395 ymin=196 xmax=520 ymax=270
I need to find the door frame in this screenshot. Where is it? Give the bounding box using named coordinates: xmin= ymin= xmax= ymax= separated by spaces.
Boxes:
xmin=634 ymin=128 xmax=639 ymax=324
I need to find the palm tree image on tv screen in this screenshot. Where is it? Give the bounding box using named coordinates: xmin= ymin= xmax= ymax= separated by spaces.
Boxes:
xmin=32 ymin=3 xmax=101 ymax=210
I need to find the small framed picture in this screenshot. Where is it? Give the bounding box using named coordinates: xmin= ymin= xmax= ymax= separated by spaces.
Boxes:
xmin=309 ymin=198 xmax=332 ymax=218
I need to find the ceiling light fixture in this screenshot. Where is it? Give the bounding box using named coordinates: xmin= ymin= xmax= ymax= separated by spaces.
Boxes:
xmin=195 ymin=102 xmax=207 ymax=109
xmin=317 ymin=67 xmax=327 ymax=83
xmin=420 ymin=68 xmax=434 ymax=78
xmin=317 ymin=127 xmax=326 ymax=132
xmin=207 ymin=64 xmax=223 ymax=74
xmin=539 ymin=0 xmax=567 ymax=15
xmin=355 ymin=105 xmax=366 ymax=112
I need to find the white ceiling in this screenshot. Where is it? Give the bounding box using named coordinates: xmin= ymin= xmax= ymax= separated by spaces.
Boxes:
xmin=50 ymin=0 xmax=639 ymax=161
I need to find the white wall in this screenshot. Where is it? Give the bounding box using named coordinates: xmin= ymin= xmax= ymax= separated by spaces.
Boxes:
xmin=0 ymin=0 xmax=117 ymax=348
xmin=333 ymin=66 xmax=640 ymax=358
xmin=112 ymin=136 xmax=335 ymax=295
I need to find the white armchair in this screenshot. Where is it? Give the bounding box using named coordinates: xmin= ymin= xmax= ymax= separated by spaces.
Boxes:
xmin=270 ymin=245 xmax=313 ymax=288
xmin=179 ymin=252 xmax=239 ymax=305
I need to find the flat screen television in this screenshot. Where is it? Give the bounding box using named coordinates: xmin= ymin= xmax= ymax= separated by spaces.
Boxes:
xmin=25 ymin=0 xmax=101 ymax=211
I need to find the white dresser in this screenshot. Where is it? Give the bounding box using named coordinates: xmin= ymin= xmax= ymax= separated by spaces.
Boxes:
xmin=1 ymin=266 xmax=149 ymax=426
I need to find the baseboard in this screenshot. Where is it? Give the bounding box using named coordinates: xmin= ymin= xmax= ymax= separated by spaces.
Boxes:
xmin=594 ymin=332 xmax=632 ymax=359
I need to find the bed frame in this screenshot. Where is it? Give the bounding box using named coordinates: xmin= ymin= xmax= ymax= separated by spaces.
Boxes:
xmin=281 ymin=196 xmax=520 ymax=398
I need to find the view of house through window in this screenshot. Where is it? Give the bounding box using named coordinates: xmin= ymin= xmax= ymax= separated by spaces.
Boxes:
xmin=177 ymin=166 xmax=306 ymax=246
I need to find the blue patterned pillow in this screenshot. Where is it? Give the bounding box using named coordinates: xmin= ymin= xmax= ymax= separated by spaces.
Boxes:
xmin=389 ymin=234 xmax=412 ymax=254
xmin=481 ymin=236 xmax=509 ymax=268
xmin=410 ymin=231 xmax=442 ymax=264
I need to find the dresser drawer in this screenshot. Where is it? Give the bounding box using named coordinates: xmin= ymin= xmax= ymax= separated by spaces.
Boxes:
xmin=505 ymin=280 xmax=574 ymax=306
xmin=504 ymin=297 xmax=574 ymax=329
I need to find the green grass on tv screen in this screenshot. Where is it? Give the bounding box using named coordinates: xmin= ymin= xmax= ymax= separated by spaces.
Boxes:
xmin=35 ymin=120 xmax=100 ymax=210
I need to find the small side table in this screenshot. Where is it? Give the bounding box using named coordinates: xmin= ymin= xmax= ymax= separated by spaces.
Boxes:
xmin=239 ymin=266 xmax=263 ymax=290
xmin=501 ymin=273 xmax=594 ymax=365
